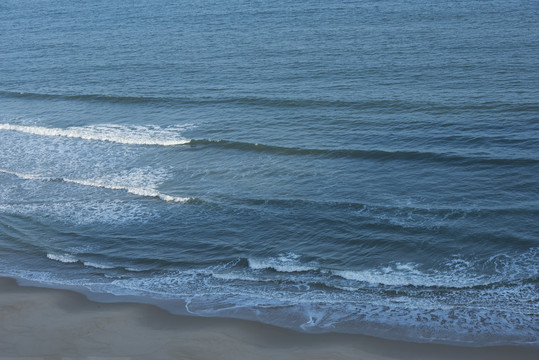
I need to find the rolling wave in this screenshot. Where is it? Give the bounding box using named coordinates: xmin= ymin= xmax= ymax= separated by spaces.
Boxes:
xmin=248 ymin=253 xmax=319 ymax=273
xmin=2 ymin=165 xmax=535 ymax=222
xmin=0 ymin=169 xmax=190 ymax=203
xmin=189 ymin=139 xmax=539 ymax=165
xmin=47 ymin=253 xmax=122 ymax=270
xmin=1 ymin=90 xmax=537 ymax=113
xmin=4 ymin=122 xmax=536 ymax=165
xmin=235 ymin=196 xmax=539 ymax=215
xmin=0 ymin=123 xmax=190 ymax=146
xmin=185 ymin=250 xmax=538 ymax=291
xmin=46 ymin=253 xmax=78 ymax=263
xmin=44 ymin=248 xmax=538 ymax=292
xmin=248 ymin=249 xmax=538 ymax=290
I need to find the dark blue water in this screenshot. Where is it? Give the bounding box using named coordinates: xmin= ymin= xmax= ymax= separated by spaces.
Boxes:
xmin=1 ymin=0 xmax=538 ymax=346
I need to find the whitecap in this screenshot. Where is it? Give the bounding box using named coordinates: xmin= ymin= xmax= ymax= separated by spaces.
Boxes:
xmin=83 ymin=261 xmax=115 ymax=270
xmin=248 ymin=253 xmax=318 ymax=273
xmin=0 ymin=168 xmax=190 ymax=203
xmin=0 ymin=123 xmax=191 ymax=146
xmin=46 ymin=253 xmax=78 ymax=264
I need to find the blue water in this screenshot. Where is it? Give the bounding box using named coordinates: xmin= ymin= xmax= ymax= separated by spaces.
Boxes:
xmin=1 ymin=0 xmax=538 ymax=346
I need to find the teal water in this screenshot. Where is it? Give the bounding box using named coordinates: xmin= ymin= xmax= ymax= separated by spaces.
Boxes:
xmin=0 ymin=0 xmax=538 ymax=346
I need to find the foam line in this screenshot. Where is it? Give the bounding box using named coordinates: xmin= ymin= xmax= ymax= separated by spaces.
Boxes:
xmin=0 ymin=123 xmax=191 ymax=146
xmin=0 ymin=169 xmax=190 ymax=203
xmin=47 ymin=253 xmax=78 ymax=263
xmin=248 ymin=253 xmax=318 ymax=273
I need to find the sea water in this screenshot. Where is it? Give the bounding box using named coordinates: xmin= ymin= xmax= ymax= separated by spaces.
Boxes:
xmin=0 ymin=0 xmax=537 ymax=346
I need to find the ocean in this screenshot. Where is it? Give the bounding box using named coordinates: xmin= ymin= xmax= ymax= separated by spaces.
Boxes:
xmin=0 ymin=0 xmax=537 ymax=347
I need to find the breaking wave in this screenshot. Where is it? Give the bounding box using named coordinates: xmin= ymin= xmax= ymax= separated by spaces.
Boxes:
xmin=0 ymin=169 xmax=190 ymax=203
xmin=0 ymin=123 xmax=191 ymax=146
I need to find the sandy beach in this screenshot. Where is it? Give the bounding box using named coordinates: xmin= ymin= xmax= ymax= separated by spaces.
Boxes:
xmin=0 ymin=277 xmax=536 ymax=360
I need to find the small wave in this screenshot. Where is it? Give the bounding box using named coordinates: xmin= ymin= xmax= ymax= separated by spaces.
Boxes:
xmin=0 ymin=123 xmax=191 ymax=146
xmin=330 ymin=264 xmax=458 ymax=288
xmin=0 ymin=91 xmax=182 ymax=106
xmin=0 ymin=169 xmax=191 ymax=203
xmin=248 ymin=253 xmax=318 ymax=273
xmin=47 ymin=253 xmax=78 ymax=264
xmin=331 ymin=250 xmax=539 ymax=289
xmin=1 ymin=90 xmax=536 ymax=114
xmin=47 ymin=253 xmax=119 ymax=270
xmin=83 ymin=261 xmax=115 ymax=270
xmin=244 ymin=249 xmax=538 ymax=290
xmin=46 ymin=253 xmax=154 ymax=272
xmin=189 ymin=139 xmax=539 ymax=165
xmin=211 ymin=273 xmax=263 ymax=282
xmin=63 ymin=178 xmax=190 ymax=203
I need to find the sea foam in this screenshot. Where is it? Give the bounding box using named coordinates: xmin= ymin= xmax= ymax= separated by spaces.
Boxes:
xmin=0 ymin=168 xmax=190 ymax=203
xmin=0 ymin=123 xmax=191 ymax=146
xmin=248 ymin=253 xmax=318 ymax=273
xmin=47 ymin=253 xmax=78 ymax=263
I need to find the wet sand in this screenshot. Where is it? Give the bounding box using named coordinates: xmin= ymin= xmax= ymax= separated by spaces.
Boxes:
xmin=0 ymin=277 xmax=536 ymax=360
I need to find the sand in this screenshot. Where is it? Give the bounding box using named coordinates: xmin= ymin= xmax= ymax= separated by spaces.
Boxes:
xmin=0 ymin=277 xmax=536 ymax=360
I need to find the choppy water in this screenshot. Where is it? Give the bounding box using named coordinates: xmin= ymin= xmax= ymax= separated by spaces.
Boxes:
xmin=1 ymin=0 xmax=538 ymax=346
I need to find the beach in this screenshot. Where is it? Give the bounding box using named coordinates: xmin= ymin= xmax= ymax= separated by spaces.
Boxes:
xmin=1 ymin=277 xmax=536 ymax=360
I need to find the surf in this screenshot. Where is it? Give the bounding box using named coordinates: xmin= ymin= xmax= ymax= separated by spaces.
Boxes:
xmin=0 ymin=169 xmax=191 ymax=203
xmin=0 ymin=123 xmax=191 ymax=146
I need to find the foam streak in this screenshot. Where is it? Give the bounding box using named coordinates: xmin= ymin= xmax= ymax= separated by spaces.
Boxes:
xmin=0 ymin=169 xmax=190 ymax=203
xmin=0 ymin=123 xmax=191 ymax=146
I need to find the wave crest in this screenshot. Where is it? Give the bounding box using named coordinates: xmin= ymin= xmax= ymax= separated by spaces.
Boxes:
xmin=0 ymin=169 xmax=191 ymax=203
xmin=189 ymin=139 xmax=539 ymax=165
xmin=47 ymin=253 xmax=78 ymax=264
xmin=248 ymin=253 xmax=318 ymax=273
xmin=0 ymin=123 xmax=191 ymax=146
xmin=1 ymin=90 xmax=537 ymax=114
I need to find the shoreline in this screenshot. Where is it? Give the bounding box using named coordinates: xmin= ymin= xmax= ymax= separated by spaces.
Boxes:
xmin=1 ymin=276 xmax=537 ymax=360
xmin=0 ymin=277 xmax=539 ymax=360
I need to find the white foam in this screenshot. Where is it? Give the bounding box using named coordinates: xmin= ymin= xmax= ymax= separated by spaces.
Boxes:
xmin=212 ymin=273 xmax=261 ymax=282
xmin=0 ymin=169 xmax=43 ymax=181
xmin=125 ymin=267 xmax=150 ymax=272
xmin=0 ymin=168 xmax=190 ymax=203
xmin=331 ymin=261 xmax=493 ymax=288
xmin=47 ymin=253 xmax=115 ymax=269
xmin=332 ymin=267 xmax=426 ymax=287
xmin=47 ymin=253 xmax=78 ymax=263
xmin=248 ymin=253 xmax=318 ymax=273
xmin=64 ymin=179 xmax=190 ymax=203
xmin=0 ymin=200 xmax=158 ymax=226
xmin=0 ymin=123 xmax=191 ymax=146
xmin=83 ymin=261 xmax=115 ymax=270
